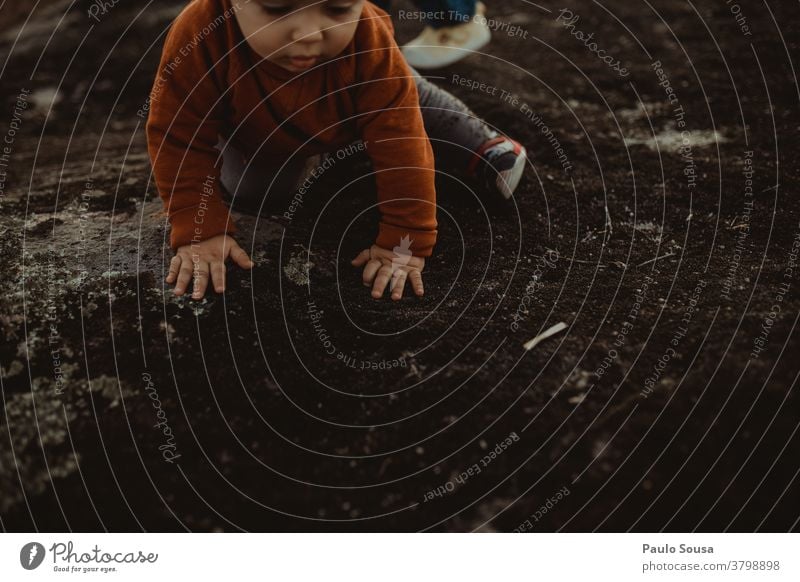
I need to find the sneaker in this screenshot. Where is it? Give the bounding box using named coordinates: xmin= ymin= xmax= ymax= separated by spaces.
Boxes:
xmin=401 ymin=2 xmax=491 ymax=69
xmin=468 ymin=136 xmax=527 ymax=200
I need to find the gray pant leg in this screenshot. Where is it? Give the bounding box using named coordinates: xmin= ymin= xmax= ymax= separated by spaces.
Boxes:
xmin=410 ymin=67 xmax=497 ymax=170
xmin=218 ymin=138 xmax=307 ymax=213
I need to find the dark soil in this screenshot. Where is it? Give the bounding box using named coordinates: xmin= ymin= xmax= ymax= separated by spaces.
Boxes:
xmin=1 ymin=0 xmax=799 ymax=532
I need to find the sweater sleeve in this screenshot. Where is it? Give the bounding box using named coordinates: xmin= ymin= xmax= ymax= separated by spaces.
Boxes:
xmin=146 ymin=5 xmax=235 ymax=250
xmin=353 ymin=12 xmax=438 ymax=258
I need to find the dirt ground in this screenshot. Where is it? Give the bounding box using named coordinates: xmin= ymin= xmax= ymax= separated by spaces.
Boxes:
xmin=1 ymin=0 xmax=798 ymax=532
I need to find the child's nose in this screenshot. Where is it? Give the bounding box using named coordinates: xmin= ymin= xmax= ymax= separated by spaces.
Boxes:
xmin=289 ymin=20 xmax=324 ymax=44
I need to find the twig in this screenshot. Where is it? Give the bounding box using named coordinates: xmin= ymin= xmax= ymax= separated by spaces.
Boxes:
xmin=636 ymin=252 xmax=675 ymax=268
xmin=567 ymin=258 xmax=608 ymax=268
xmin=604 ymin=204 xmax=614 ymax=237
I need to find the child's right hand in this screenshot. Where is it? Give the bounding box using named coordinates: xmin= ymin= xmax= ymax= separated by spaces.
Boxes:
xmin=166 ymin=234 xmax=254 ymax=299
xmin=351 ymin=244 xmax=425 ymax=300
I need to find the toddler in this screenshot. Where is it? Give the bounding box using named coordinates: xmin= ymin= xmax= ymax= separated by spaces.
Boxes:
xmin=147 ymin=0 xmax=526 ymax=301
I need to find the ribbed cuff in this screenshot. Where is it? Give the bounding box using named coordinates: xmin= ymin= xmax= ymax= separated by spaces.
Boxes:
xmin=376 ymin=221 xmax=437 ymax=258
xmin=168 ymin=204 xmax=237 ymax=249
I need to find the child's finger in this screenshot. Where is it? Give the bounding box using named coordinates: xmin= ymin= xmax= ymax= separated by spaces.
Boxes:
xmin=390 ymin=270 xmax=408 ymax=301
xmin=362 ymin=259 xmax=382 ymax=287
xmin=351 ymin=248 xmax=371 ymax=267
xmin=211 ymin=261 xmax=226 ymax=293
xmin=371 ymin=264 xmax=394 ymax=299
xmin=192 ymin=262 xmax=211 ymax=299
xmin=230 ymin=243 xmax=254 ymax=269
xmin=409 ymin=270 xmax=424 ymax=296
xmin=166 ymin=254 xmax=182 ymax=283
xmin=174 ymin=259 xmax=194 ymax=296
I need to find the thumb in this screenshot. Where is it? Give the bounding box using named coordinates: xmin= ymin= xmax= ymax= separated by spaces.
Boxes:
xmin=351 ymin=248 xmax=370 ymax=267
xmin=228 ymin=240 xmax=254 ymax=269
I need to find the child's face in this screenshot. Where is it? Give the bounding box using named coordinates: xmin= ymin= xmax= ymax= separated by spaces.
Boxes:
xmin=233 ymin=0 xmax=366 ymax=73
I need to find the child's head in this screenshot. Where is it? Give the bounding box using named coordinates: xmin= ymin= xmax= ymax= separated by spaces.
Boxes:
xmin=233 ymin=0 xmax=367 ymax=73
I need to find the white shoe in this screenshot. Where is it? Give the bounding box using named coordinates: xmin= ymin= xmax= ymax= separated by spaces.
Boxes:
xmin=401 ymin=2 xmax=491 ymax=69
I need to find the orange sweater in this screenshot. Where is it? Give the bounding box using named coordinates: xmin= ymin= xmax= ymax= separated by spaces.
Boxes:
xmin=146 ymin=0 xmax=437 ymax=257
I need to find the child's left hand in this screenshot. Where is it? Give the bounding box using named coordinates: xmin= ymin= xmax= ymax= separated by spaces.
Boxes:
xmin=351 ymin=244 xmax=425 ymax=300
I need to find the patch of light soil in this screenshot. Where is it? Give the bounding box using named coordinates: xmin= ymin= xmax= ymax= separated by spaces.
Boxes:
xmin=624 ymin=129 xmax=727 ymax=152
xmin=283 ymin=250 xmax=314 ymax=286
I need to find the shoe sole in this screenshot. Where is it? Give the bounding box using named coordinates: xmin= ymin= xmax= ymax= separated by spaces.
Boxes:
xmin=497 ymin=146 xmax=527 ymax=199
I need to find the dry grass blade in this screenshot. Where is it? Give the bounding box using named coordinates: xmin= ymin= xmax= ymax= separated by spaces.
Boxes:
xmin=523 ymin=322 xmax=568 ymax=351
